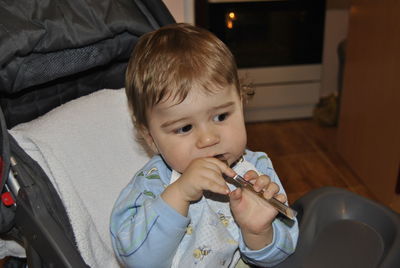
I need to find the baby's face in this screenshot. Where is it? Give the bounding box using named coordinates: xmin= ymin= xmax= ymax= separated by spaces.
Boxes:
xmin=143 ymin=84 xmax=247 ymax=173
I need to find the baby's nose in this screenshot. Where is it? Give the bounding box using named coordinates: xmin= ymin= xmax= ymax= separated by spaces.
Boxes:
xmin=196 ymin=127 xmax=220 ymax=148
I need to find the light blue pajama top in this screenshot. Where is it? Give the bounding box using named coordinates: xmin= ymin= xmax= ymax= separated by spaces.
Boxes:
xmin=110 ymin=149 xmax=298 ymax=267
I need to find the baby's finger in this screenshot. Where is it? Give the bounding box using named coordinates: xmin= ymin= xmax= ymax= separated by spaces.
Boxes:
xmin=209 ymin=157 xmax=236 ymax=178
xmin=229 ymin=187 xmax=242 ymax=202
xmin=273 ymin=193 xmax=287 ymax=204
xmin=243 ymin=170 xmax=258 ymax=184
xmin=202 ymin=176 xmax=230 ymax=195
xmin=262 ymin=181 xmax=280 ymax=199
xmin=252 ymin=174 xmax=271 ymax=192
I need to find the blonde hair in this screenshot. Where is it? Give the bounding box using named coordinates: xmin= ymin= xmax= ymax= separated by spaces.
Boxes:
xmin=125 ymin=23 xmax=243 ymax=129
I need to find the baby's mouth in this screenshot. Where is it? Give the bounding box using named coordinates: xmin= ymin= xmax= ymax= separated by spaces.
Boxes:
xmin=215 ymin=154 xmax=244 ymax=168
xmin=214 ymin=154 xmax=226 ymax=161
xmin=215 ymin=154 xmax=233 ymax=167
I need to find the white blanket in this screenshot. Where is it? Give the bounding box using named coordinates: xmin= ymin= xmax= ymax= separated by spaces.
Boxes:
xmin=7 ymin=89 xmax=150 ymax=267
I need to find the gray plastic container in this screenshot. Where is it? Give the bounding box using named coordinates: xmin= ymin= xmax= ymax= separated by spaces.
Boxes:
xmin=276 ymin=187 xmax=400 ymax=268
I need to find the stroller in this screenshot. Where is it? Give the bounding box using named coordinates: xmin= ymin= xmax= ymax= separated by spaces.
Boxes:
xmin=0 ymin=0 xmax=174 ymax=267
xmin=1 ymin=0 xmax=400 ymax=267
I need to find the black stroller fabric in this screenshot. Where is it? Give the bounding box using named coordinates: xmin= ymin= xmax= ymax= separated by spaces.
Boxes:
xmin=0 ymin=0 xmax=174 ymax=128
xmin=0 ymin=0 xmax=174 ymax=266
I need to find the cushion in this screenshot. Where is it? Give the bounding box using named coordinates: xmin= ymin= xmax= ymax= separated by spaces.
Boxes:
xmin=9 ymin=88 xmax=150 ymax=267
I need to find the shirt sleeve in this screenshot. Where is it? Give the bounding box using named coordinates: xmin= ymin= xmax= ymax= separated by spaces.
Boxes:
xmin=238 ymin=150 xmax=299 ymax=267
xmin=110 ymin=157 xmax=190 ymax=268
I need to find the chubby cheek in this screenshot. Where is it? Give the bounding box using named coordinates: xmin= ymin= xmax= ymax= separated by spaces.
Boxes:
xmin=157 ymin=141 xmax=192 ymax=173
xmin=229 ymin=124 xmax=247 ymax=159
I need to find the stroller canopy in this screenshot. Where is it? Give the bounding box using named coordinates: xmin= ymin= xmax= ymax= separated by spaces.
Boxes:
xmin=0 ymin=0 xmax=174 ymax=128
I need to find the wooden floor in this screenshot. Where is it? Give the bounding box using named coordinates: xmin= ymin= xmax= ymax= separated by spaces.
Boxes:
xmin=245 ymin=119 xmax=377 ymax=204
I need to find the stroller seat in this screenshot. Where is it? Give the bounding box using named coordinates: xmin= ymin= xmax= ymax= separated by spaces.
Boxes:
xmin=7 ymin=89 xmax=150 ymax=266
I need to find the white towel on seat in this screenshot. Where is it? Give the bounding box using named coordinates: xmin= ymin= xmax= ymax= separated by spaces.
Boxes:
xmin=8 ymin=89 xmax=150 ymax=267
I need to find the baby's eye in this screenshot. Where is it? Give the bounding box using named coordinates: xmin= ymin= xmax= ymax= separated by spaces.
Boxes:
xmin=213 ymin=113 xmax=228 ymax=122
xmin=175 ymin=124 xmax=193 ymax=134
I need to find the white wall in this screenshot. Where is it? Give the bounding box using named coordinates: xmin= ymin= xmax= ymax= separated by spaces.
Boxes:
xmin=162 ymin=0 xmax=194 ymax=23
xmin=320 ymin=9 xmax=349 ymax=97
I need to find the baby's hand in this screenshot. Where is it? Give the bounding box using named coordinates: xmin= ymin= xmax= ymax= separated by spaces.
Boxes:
xmin=229 ymin=170 xmax=287 ymax=249
xmin=174 ymin=158 xmax=235 ymax=202
xmin=162 ymin=157 xmax=235 ymax=215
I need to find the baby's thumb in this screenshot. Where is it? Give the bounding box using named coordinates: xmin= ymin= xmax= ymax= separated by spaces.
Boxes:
xmin=229 ymin=188 xmax=242 ymax=206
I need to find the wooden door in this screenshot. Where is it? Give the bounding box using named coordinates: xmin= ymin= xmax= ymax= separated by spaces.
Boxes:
xmin=337 ymin=0 xmax=400 ymax=211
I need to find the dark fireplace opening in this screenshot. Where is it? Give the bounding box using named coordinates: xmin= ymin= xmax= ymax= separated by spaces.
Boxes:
xmin=196 ymin=0 xmax=326 ymax=69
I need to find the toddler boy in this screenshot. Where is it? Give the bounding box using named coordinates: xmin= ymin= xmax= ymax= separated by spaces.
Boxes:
xmin=110 ymin=23 xmax=298 ymax=268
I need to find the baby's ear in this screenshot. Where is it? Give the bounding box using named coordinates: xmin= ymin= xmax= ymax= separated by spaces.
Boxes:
xmin=138 ymin=126 xmax=159 ymax=154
